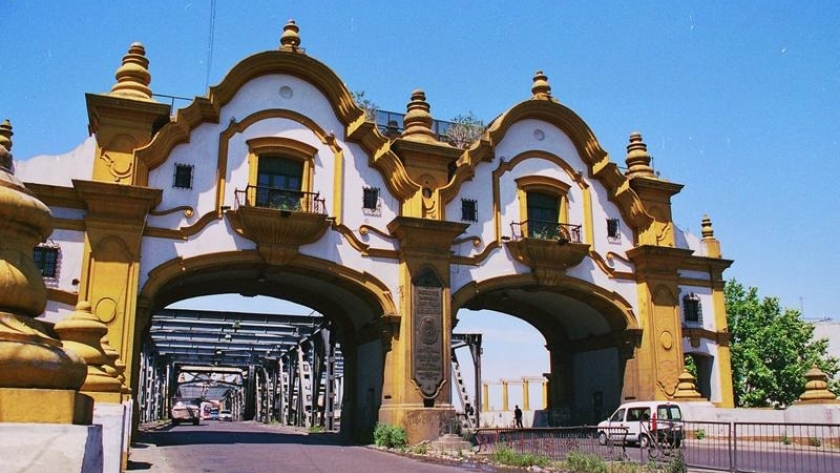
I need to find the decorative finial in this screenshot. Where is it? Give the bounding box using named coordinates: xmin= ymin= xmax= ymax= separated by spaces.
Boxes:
xmin=0 ymin=119 xmax=13 ymax=151
xmin=280 ymin=19 xmax=301 ymax=51
xmin=701 ymin=215 xmax=714 ymax=239
xmin=797 ymin=364 xmax=839 ymax=403
xmin=531 ymin=71 xmax=552 ymax=100
xmin=401 ymin=89 xmax=437 ymax=143
xmin=624 ymin=132 xmax=656 ymax=178
xmin=54 ymin=301 xmax=123 ymax=394
xmin=110 ymin=42 xmax=154 ymax=100
xmin=0 ymin=119 xmax=13 ymax=174
xmin=672 ymin=369 xmax=703 ymax=400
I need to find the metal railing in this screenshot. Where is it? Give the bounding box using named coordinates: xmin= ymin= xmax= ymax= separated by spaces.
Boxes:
xmin=234 ymin=185 xmax=326 ymax=214
xmin=474 ymin=426 xmax=629 ymax=462
xmin=372 ymin=109 xmax=484 ymax=147
xmin=476 ymin=422 xmax=840 ymax=473
xmin=678 ymin=420 xmax=840 ymax=473
xmin=509 ymin=220 xmax=582 ymax=243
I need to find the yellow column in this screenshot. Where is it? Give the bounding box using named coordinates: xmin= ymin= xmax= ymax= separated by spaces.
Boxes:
xmin=542 ymin=380 xmax=548 ymax=409
xmin=501 ymin=380 xmax=509 ymax=412
xmin=522 ymin=378 xmax=530 ymax=411
xmin=483 ymin=383 xmax=490 ymax=411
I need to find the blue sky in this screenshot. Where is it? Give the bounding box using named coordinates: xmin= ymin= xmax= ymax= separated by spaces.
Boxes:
xmin=3 ymin=2 xmax=839 ymax=392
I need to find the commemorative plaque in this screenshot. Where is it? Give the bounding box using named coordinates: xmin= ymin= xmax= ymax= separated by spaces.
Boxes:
xmin=412 ymin=269 xmax=444 ymax=398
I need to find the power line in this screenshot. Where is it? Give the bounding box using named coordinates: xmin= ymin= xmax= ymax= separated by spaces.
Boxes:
xmin=205 ymin=0 xmax=217 ymax=90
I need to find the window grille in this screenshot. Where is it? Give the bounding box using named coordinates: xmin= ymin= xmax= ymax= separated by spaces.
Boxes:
xmin=363 ymin=187 xmax=380 ymax=211
xmin=607 ymin=218 xmax=620 ymax=241
xmin=683 ymin=293 xmax=703 ymax=325
xmin=173 ymin=163 xmax=194 ymax=189
xmin=33 ymin=245 xmax=59 ymax=278
xmin=461 ymin=199 xmax=477 ymax=222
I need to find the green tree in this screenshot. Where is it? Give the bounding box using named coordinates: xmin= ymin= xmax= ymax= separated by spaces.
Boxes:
xmin=444 ymin=112 xmax=485 ymax=148
xmin=725 ymin=280 xmax=839 ymax=407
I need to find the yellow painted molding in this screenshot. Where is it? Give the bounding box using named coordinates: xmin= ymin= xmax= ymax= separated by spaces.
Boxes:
xmin=149 ymin=205 xmax=194 ymax=218
xmin=47 ymin=288 xmax=79 ymax=307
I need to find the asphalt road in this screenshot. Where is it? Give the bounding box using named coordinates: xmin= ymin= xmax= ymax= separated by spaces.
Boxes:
xmin=128 ymin=421 xmax=476 ymax=473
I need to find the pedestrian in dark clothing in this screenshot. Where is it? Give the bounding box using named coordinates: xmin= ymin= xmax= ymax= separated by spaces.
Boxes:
xmin=514 ymin=405 xmax=523 ymax=428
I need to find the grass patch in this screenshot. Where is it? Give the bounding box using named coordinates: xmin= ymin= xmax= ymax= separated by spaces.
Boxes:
xmin=373 ymin=423 xmax=408 ymax=449
xmin=491 ymin=445 xmax=551 ymax=468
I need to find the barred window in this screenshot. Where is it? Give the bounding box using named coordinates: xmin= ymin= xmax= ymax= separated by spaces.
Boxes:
xmin=461 ymin=199 xmax=477 ymax=222
xmin=607 ymin=218 xmax=620 ymax=240
xmin=173 ymin=164 xmax=193 ymax=189
xmin=363 ymin=187 xmax=380 ymax=210
xmin=33 ymin=246 xmax=59 ymax=278
xmin=683 ymin=293 xmax=703 ymax=325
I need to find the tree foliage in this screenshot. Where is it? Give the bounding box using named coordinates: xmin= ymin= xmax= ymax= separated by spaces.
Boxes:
xmin=445 ymin=112 xmax=485 ymax=148
xmin=725 ymin=280 xmax=839 ymax=408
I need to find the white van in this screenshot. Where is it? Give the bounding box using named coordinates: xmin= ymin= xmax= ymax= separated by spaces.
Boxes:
xmin=596 ymin=401 xmax=683 ymax=448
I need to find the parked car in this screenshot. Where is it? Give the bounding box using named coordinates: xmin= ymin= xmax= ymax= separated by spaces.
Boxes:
xmin=597 ymin=401 xmax=683 ymax=448
xmin=219 ymin=410 xmax=233 ymax=422
xmin=209 ymin=408 xmax=220 ymax=420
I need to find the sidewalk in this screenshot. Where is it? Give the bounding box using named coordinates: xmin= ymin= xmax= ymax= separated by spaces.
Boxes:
xmin=126 ymin=422 xmax=173 ymax=473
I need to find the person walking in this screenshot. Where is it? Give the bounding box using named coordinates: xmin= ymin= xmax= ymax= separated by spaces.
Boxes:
xmin=514 ymin=405 xmax=523 ymax=428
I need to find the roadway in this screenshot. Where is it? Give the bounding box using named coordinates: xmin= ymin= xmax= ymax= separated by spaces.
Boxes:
xmin=128 ymin=421 xmax=470 ymax=473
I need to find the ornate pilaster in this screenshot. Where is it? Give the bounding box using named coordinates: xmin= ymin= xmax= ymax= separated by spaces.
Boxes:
xmin=378 ymin=216 xmax=468 ymax=443
xmin=0 ymin=125 xmax=89 ymax=423
xmin=626 ymin=245 xmax=693 ymax=401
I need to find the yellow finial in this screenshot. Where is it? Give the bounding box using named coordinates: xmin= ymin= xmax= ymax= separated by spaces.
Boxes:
xmin=673 ymin=369 xmax=703 ymax=400
xmin=280 ymin=19 xmax=301 ymax=51
xmin=798 ymin=364 xmax=839 ymax=403
xmin=110 ymin=42 xmax=154 ymax=100
xmin=531 ymin=70 xmax=552 ymax=100
xmin=401 ymin=89 xmax=437 ymax=143
xmin=624 ymin=132 xmax=656 ymax=178
xmin=701 ymin=215 xmax=714 ymax=239
xmin=0 ymin=119 xmax=13 ymax=151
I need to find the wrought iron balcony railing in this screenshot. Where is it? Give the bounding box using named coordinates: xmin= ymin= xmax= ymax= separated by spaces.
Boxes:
xmin=510 ymin=220 xmax=582 ymax=244
xmin=234 ymin=185 xmax=326 ymax=214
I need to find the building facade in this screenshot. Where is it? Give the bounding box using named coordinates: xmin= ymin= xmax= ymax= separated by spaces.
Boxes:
xmin=13 ymin=21 xmax=733 ymax=440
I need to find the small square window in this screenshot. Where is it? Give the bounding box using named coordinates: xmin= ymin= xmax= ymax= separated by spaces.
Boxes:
xmin=363 ymin=187 xmax=379 ymax=210
xmin=607 ymin=218 xmax=620 ymax=241
xmin=33 ymin=246 xmax=59 ymax=278
xmin=461 ymin=199 xmax=477 ymax=222
xmin=173 ymin=164 xmax=193 ymax=189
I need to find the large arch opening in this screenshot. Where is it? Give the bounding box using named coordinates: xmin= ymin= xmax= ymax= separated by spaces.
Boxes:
xmin=453 ymin=277 xmax=640 ymax=426
xmin=134 ymin=254 xmax=395 ymax=440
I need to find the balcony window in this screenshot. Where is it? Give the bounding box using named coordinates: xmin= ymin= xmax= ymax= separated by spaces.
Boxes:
xmin=256 ymin=156 xmax=303 ymax=209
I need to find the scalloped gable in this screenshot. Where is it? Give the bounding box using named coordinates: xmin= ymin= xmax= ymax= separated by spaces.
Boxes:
xmin=483 ymin=98 xmax=653 ymax=230
xmin=135 ymin=50 xmax=364 ymax=171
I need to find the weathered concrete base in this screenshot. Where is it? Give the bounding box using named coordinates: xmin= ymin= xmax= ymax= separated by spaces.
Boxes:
xmin=93 ymin=402 xmax=127 ymax=473
xmin=430 ymin=433 xmax=472 ymax=455
xmin=379 ymin=405 xmax=458 ymax=444
xmin=0 ymin=423 xmax=103 ymax=473
xmin=0 ymin=388 xmax=93 ymax=424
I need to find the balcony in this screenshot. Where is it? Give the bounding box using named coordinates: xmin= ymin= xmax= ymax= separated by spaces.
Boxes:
xmin=505 ymin=220 xmax=590 ymax=275
xmin=226 ymin=185 xmax=331 ymax=265
xmin=235 ymin=185 xmax=326 ymax=214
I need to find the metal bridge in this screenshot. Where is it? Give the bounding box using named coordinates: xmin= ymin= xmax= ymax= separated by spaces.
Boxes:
xmin=137 ymin=307 xmax=483 ymax=432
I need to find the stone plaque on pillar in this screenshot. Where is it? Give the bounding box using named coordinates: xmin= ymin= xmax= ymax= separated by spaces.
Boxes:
xmin=412 ymin=268 xmax=444 ymax=399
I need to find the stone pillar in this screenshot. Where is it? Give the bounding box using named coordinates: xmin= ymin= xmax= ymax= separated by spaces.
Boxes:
xmin=0 ymin=126 xmax=90 ymax=424
xmin=626 ymin=245 xmax=693 ymax=401
xmin=378 ymin=217 xmax=467 ymax=443
xmin=501 ymin=380 xmax=509 ymax=412
xmin=522 ymin=378 xmax=530 ymax=411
